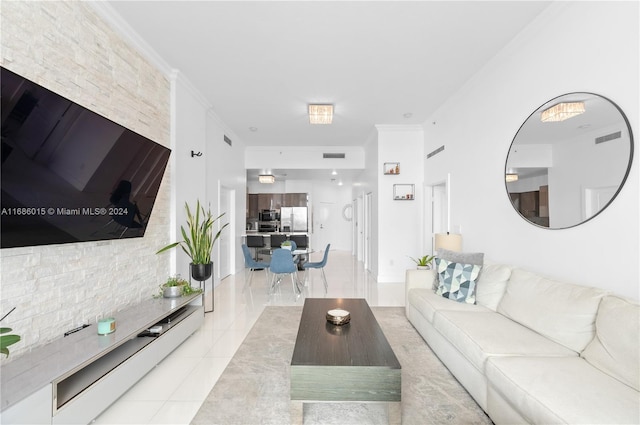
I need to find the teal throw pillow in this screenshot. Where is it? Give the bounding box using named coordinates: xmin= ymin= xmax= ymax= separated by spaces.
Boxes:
xmin=435 ymin=258 xmax=482 ymax=304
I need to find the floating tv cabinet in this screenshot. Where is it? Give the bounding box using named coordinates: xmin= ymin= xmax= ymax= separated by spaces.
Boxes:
xmin=0 ymin=293 xmax=204 ymax=425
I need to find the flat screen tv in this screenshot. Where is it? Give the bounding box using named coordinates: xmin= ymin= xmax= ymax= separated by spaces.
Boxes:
xmin=1 ymin=67 xmax=171 ymax=248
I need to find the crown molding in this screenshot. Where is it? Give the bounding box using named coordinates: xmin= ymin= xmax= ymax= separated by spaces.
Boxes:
xmin=89 ymin=2 xmax=173 ymax=77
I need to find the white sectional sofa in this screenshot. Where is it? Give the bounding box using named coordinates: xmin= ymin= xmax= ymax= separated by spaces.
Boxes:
xmin=405 ymin=262 xmax=640 ymax=424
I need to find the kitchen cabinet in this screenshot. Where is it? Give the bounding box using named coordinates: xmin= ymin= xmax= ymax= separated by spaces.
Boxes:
xmin=258 ymin=193 xmax=281 ymax=211
xmin=251 ymin=193 xmax=307 ymax=212
xmin=247 ymin=194 xmax=259 ymax=219
xmin=284 ymin=193 xmax=308 ymax=207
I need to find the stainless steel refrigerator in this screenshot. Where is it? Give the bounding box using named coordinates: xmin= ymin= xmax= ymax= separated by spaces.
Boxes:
xmin=280 ymin=207 xmax=308 ymax=232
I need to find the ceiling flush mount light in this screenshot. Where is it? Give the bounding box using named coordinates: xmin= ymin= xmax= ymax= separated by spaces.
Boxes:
xmin=258 ymin=174 xmax=275 ymax=184
xmin=540 ymin=101 xmax=585 ymax=122
xmin=505 ymin=173 xmax=518 ymax=183
xmin=308 ymin=104 xmax=333 ymax=124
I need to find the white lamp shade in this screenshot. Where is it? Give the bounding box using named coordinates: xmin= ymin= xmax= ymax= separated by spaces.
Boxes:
xmin=434 ymin=233 xmax=462 ymax=252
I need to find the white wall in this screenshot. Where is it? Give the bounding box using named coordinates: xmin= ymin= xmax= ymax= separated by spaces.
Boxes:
xmin=423 ymin=2 xmax=639 ymax=299
xmin=206 ymin=112 xmax=247 ymax=275
xmin=0 ymin=1 xmax=171 ymax=360
xmin=375 ymin=126 xmax=425 ymax=282
xmin=172 ymin=73 xmax=247 ymax=280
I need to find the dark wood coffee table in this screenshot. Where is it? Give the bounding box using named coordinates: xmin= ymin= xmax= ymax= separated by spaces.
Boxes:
xmin=290 ymin=298 xmax=401 ymax=424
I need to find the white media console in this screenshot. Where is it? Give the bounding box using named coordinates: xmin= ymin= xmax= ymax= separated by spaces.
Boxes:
xmin=0 ymin=293 xmax=204 ymax=424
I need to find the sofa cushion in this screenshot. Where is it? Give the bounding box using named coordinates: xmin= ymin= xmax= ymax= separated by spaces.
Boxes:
xmin=497 ymin=268 xmax=608 ymax=352
xmin=486 ymin=356 xmax=640 ymax=424
xmin=433 ymin=310 xmax=576 ymax=373
xmin=475 ymin=264 xmax=511 ymax=311
xmin=581 ymin=296 xmax=640 ymax=391
xmin=408 ymin=288 xmax=490 ymax=323
xmin=437 ymin=248 xmax=484 ymax=265
xmin=435 ymin=258 xmax=482 ymax=304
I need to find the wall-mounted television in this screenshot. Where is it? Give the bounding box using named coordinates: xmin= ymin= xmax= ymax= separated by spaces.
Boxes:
xmin=1 ymin=67 xmax=171 ymax=248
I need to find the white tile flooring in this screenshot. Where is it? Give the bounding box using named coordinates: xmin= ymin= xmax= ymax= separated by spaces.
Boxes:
xmin=94 ymin=250 xmax=405 ymax=424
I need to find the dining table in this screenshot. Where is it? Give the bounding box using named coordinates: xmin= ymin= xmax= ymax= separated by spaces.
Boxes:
xmin=291 ymin=248 xmax=314 ymax=270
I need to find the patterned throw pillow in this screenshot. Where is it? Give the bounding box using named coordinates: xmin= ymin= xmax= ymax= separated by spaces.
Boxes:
xmin=435 ymin=258 xmax=482 ymax=304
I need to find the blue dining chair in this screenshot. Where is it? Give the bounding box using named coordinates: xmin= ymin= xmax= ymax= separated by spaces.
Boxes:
xmin=269 ymin=248 xmax=300 ymax=295
xmin=241 ymin=244 xmax=270 ymax=289
xmin=302 ymin=244 xmax=330 ymax=292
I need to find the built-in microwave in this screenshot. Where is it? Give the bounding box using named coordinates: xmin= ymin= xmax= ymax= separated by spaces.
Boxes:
xmin=259 ymin=210 xmax=278 ymax=221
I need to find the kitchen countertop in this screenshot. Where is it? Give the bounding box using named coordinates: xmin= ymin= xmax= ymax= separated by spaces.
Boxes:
xmin=243 ymin=231 xmax=308 ymax=236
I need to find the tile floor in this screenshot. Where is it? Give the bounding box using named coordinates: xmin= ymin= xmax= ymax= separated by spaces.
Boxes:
xmin=94 ymin=249 xmax=405 ymax=424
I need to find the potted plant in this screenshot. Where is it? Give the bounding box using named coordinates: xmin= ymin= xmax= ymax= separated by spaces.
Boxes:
xmin=1 ymin=307 xmax=20 ymax=358
xmin=156 ymin=200 xmax=228 ymax=282
xmin=409 ymin=254 xmax=435 ymax=270
xmin=157 ymin=275 xmax=202 ymax=298
xmin=281 ymin=240 xmax=292 ymax=250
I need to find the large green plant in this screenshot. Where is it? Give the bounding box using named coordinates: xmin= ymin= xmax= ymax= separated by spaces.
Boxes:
xmin=157 ymin=200 xmax=229 ymax=264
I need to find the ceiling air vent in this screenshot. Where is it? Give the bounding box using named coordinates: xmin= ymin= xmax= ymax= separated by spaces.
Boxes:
xmin=323 ymin=153 xmax=345 ymax=159
xmin=427 ymin=145 xmax=445 ymax=159
xmin=595 ymin=131 xmax=621 ymax=145
xmin=223 ymin=135 xmax=232 ymax=146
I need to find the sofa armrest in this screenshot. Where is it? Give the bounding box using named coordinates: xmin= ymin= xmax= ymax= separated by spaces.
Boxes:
xmin=405 ymin=269 xmax=436 ymax=307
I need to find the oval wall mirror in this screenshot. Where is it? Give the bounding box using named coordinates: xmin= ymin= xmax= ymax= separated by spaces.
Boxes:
xmin=505 ymin=92 xmax=634 ymax=229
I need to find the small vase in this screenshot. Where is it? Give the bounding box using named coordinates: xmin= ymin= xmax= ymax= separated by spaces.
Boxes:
xmin=190 ymin=262 xmax=213 ymax=282
xmin=163 ymin=286 xmax=183 ymax=298
xmin=417 ymin=265 xmax=431 ymax=270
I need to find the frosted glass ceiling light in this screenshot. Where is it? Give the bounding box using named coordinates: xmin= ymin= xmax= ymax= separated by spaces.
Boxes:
xmin=540 ymin=101 xmax=585 ymax=122
xmin=258 ymin=174 xmax=275 ymax=184
xmin=505 ymin=173 xmax=519 ymax=183
xmin=308 ymin=104 xmax=333 ymax=124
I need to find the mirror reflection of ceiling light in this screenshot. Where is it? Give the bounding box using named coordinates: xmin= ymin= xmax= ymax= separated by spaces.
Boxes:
xmin=258 ymin=174 xmax=275 ymax=184
xmin=308 ymin=104 xmax=333 ymax=124
xmin=505 ymin=173 xmax=519 ymax=183
xmin=540 ymin=101 xmax=585 ymax=122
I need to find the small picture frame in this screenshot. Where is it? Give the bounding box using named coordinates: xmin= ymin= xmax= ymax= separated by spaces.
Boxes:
xmin=383 ymin=162 xmax=400 ymax=175
xmin=393 ymin=184 xmax=415 ymax=200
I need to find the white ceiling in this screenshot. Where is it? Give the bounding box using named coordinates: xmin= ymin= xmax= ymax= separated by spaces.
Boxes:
xmin=105 ymin=1 xmax=552 ymax=181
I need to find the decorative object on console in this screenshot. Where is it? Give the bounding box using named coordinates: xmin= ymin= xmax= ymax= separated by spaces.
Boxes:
xmin=157 ymin=275 xmax=202 ymax=298
xmin=434 ymin=233 xmax=463 ymax=252
xmin=97 ymin=318 xmax=116 ymax=335
xmin=435 ymin=258 xmax=482 ymax=304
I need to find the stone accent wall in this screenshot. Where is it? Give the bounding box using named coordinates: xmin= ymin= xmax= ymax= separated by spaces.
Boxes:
xmin=0 ymin=2 xmax=171 ymax=361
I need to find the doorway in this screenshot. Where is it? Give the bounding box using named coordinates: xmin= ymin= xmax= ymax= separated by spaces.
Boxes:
xmin=313 ymin=201 xmax=337 ymax=252
xmin=219 ymin=185 xmax=233 ymax=280
xmin=431 ymin=181 xmax=448 ymax=252
xmin=364 ymin=192 xmax=372 ymax=272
